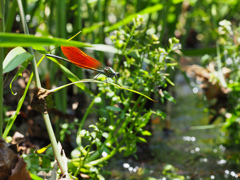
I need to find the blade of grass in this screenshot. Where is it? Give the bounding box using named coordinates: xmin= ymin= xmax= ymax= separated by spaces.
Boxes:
xmin=5 ymin=0 xmax=17 ymax=32
xmin=104 ymin=4 xmax=163 ymax=33
xmin=46 ymin=56 xmax=93 ymax=95
xmin=159 ymin=1 xmax=171 ymax=43
xmin=86 ymin=0 xmax=95 ymax=43
xmin=49 ymin=79 xmax=156 ymax=102
xmin=0 ymin=0 xmax=5 ymax=135
xmin=3 ymin=72 xmax=33 ymax=138
xmin=82 ymin=22 xmax=104 ymax=35
xmin=55 ymin=0 xmax=67 ymax=137
xmin=0 ymin=32 xmax=92 ymax=47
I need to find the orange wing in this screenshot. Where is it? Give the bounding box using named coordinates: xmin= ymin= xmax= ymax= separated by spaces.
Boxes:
xmin=61 ymin=46 xmax=103 ymax=70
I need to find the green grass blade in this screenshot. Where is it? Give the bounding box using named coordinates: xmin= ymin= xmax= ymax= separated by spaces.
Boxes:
xmin=113 ymin=83 xmax=157 ymax=102
xmin=49 ymin=79 xmax=100 ymax=93
xmin=30 ymin=173 xmax=44 ymax=180
xmin=49 ymin=79 xmax=156 ymax=102
xmin=3 ymin=73 xmax=33 ymax=138
xmin=5 ymin=0 xmax=17 ymax=32
xmin=0 ymin=0 xmax=4 ymax=135
xmin=0 ymin=32 xmax=92 ymax=47
xmin=46 ymin=56 xmax=93 ymax=95
xmin=82 ymin=22 xmax=105 ymax=35
xmin=104 ymin=4 xmax=163 ymax=33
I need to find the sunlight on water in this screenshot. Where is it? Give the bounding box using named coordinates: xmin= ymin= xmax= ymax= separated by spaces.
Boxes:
xmin=192 ymin=87 xmax=199 ymax=93
xmin=224 ymin=170 xmax=240 ymax=178
xmin=200 ymin=158 xmax=208 ymax=162
xmin=123 ymin=163 xmax=139 ymax=173
xmin=182 ymin=136 xmax=196 ymax=142
xmin=123 ymin=163 xmax=130 ymax=168
xmin=217 ymin=159 xmax=226 ymax=165
xmin=210 ymin=175 xmax=215 ymax=179
xmin=189 ymin=147 xmax=200 ymax=154
xmin=219 ymin=144 xmax=226 ymax=151
xmin=195 ymin=147 xmax=200 ymax=152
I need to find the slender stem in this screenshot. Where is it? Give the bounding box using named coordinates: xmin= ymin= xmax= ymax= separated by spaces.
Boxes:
xmin=17 ymin=0 xmax=68 ymax=175
xmin=0 ymin=0 xmax=5 ymax=136
xmin=17 ymin=0 xmax=41 ymax=87
xmin=74 ymin=141 xmax=94 ymax=176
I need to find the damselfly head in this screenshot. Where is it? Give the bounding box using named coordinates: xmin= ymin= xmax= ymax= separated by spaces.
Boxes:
xmin=104 ymin=67 xmax=117 ymax=78
xmin=115 ymin=72 xmax=120 ymax=78
xmin=103 ymin=67 xmax=120 ymax=83
xmin=115 ymin=72 xmax=120 ymax=83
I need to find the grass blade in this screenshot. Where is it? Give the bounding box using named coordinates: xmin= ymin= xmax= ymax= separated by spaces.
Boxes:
xmin=104 ymin=4 xmax=163 ymax=33
xmin=49 ymin=79 xmax=156 ymax=102
xmin=0 ymin=32 xmax=92 ymax=47
xmin=46 ymin=56 xmax=93 ymax=95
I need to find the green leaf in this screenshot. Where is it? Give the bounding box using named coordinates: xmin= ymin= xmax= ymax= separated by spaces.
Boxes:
xmin=0 ymin=32 xmax=92 ymax=47
xmin=228 ymin=83 xmax=240 ymax=91
xmin=137 ymin=136 xmax=147 ymax=143
xmin=165 ymin=77 xmax=175 ymax=86
xmin=104 ymin=4 xmax=163 ymax=32
xmin=32 ymin=45 xmax=48 ymax=54
xmin=141 ymin=130 xmax=152 ymax=136
xmin=138 ymin=111 xmax=152 ymax=128
xmin=3 ymin=47 xmax=32 ymax=74
xmin=41 ymin=156 xmax=52 ymax=170
xmin=172 ymin=0 xmax=183 ymax=4
xmin=30 ymin=173 xmax=44 ymax=180
xmin=163 ymin=90 xmax=176 ymax=103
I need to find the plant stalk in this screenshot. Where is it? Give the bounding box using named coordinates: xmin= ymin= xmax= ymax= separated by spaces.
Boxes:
xmin=0 ymin=0 xmax=5 ymax=136
xmin=17 ymin=0 xmax=68 ymax=175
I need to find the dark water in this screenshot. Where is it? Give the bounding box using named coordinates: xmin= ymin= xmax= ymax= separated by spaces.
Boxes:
xmin=106 ymin=73 xmax=239 ymax=180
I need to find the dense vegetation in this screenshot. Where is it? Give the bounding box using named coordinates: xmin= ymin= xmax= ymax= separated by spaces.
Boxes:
xmin=0 ymin=0 xmax=240 ymax=179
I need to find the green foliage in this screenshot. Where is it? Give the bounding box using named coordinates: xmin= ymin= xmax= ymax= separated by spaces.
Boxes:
xmin=2 ymin=47 xmax=32 ymax=74
xmin=1 ymin=0 xmax=240 ymax=179
xmin=215 ymin=20 xmax=240 ymax=148
xmin=162 ymin=164 xmax=185 ymax=180
xmin=65 ymin=15 xmax=179 ymax=178
xmin=23 ymin=147 xmax=54 ymax=175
